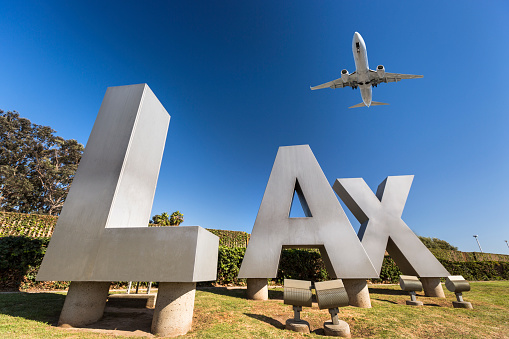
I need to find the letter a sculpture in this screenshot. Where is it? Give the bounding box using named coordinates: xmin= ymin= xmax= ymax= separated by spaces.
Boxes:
xmin=37 ymin=84 xmax=219 ymax=337
xmin=238 ymin=145 xmax=378 ymax=305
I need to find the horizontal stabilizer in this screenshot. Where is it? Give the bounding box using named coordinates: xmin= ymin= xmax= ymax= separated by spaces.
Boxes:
xmin=348 ymin=101 xmax=389 ymax=109
xmin=371 ymin=101 xmax=389 ymax=106
xmin=348 ymin=102 xmax=366 ymax=108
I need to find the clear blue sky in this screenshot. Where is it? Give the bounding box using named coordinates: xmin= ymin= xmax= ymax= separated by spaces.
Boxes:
xmin=1 ymin=1 xmax=508 ymax=254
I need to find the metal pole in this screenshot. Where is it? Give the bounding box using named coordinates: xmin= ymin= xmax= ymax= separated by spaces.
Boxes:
xmin=473 ymin=235 xmax=483 ymax=253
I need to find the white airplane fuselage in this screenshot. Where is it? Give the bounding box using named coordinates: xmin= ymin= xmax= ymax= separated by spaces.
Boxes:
xmin=310 ymin=32 xmax=423 ymax=108
xmin=352 ymin=32 xmax=372 ymax=106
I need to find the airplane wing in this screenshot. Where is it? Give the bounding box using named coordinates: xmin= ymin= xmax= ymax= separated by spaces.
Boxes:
xmin=384 ymin=72 xmax=423 ymax=82
xmin=369 ymin=70 xmax=423 ymax=85
xmin=311 ymin=72 xmax=358 ymax=90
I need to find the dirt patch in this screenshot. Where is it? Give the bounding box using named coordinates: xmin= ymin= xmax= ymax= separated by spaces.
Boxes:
xmin=57 ymin=306 xmax=155 ymax=337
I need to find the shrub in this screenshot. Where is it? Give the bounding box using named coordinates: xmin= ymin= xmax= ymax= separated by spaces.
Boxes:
xmin=0 ymin=236 xmax=50 ymax=290
xmin=276 ymin=249 xmax=330 ymax=284
xmin=439 ymin=259 xmax=509 ymax=281
xmin=2 ymin=238 xmax=508 ymax=291
xmin=374 ymin=256 xmax=403 ymax=283
xmin=216 ymin=246 xmax=246 ymax=285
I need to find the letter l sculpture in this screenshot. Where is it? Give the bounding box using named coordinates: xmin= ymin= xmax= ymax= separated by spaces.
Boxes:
xmin=37 ymin=84 xmax=219 ymax=337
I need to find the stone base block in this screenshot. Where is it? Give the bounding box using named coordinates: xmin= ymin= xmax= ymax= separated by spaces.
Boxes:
xmin=324 ymin=320 xmax=351 ymax=337
xmin=151 ymin=282 xmax=196 ymax=337
xmin=421 ymin=277 xmax=445 ymax=298
xmin=246 ymin=278 xmax=268 ymax=300
xmin=58 ymin=281 xmax=111 ymax=327
xmin=342 ymin=279 xmax=371 ymax=308
xmin=107 ymin=293 xmax=157 ymax=308
xmin=453 ymin=301 xmax=473 ymax=309
xmin=285 ymin=319 xmax=310 ymax=333
xmin=406 ymin=300 xmax=423 ymax=306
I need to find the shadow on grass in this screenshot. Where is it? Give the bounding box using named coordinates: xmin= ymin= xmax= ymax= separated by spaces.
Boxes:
xmin=372 ymin=298 xmax=399 ymax=304
xmin=82 ymin=306 xmax=153 ymax=333
xmin=368 ymin=287 xmax=407 ymax=296
xmin=198 ymin=287 xmax=247 ymax=299
xmin=268 ymin=289 xmax=284 ymax=300
xmin=311 ymin=328 xmax=326 ymax=336
xmin=0 ymin=292 xmax=65 ymax=325
xmin=198 ymin=286 xmax=285 ymax=301
xmin=244 ymin=313 xmax=284 ymax=330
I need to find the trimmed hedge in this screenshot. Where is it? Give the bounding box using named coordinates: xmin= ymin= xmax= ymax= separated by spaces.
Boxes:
xmin=439 ymin=259 xmax=509 ymax=281
xmin=276 ymin=249 xmax=330 ymax=284
xmin=217 ymin=246 xmax=246 ymax=285
xmin=0 ymin=212 xmax=57 ymax=238
xmin=2 ymin=236 xmax=508 ymax=291
xmin=0 ymin=236 xmax=51 ymax=290
xmin=207 ymin=229 xmax=250 ymax=248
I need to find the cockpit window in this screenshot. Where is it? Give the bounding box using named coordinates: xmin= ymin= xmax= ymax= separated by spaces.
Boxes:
xmin=356 ymin=42 xmax=360 ymax=49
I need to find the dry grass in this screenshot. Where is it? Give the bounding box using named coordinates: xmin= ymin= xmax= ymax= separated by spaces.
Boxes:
xmin=0 ymin=281 xmax=508 ymax=338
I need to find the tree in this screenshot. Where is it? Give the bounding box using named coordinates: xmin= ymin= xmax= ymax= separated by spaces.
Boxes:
xmin=418 ymin=236 xmax=458 ymax=251
xmin=169 ymin=211 xmax=184 ymax=226
xmin=150 ymin=211 xmax=184 ymax=226
xmin=150 ymin=212 xmax=171 ymax=226
xmin=0 ymin=110 xmax=84 ymax=215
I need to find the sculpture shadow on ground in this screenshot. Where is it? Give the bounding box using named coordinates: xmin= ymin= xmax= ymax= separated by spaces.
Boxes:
xmin=81 ymin=305 xmax=154 ymax=333
xmin=372 ymin=298 xmax=399 ymax=305
xmin=197 ymin=286 xmax=285 ymax=301
xmin=0 ymin=292 xmax=66 ymax=325
xmin=311 ymin=328 xmax=326 ymax=336
xmin=423 ymin=303 xmax=442 ymax=307
xmin=197 ymin=287 xmax=247 ymax=299
xmin=368 ymin=287 xmax=408 ymax=296
xmin=244 ymin=313 xmax=285 ymax=330
xmin=268 ymin=289 xmax=284 ymax=300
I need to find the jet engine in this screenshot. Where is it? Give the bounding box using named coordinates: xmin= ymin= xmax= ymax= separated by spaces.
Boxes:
xmin=376 ymin=65 xmax=385 ymax=78
xmin=341 ymin=69 xmax=349 ymax=82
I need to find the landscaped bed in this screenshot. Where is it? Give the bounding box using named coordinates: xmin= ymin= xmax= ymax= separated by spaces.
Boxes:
xmin=0 ymin=281 xmax=507 ymax=338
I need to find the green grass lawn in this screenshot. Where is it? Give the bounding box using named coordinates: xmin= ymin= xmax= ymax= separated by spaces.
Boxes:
xmin=0 ymin=281 xmax=508 ymax=338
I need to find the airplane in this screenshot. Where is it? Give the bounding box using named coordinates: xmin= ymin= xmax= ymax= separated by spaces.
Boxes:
xmin=311 ymin=32 xmax=423 ymax=108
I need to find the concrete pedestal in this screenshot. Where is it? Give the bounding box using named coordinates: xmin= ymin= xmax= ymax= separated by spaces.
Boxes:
xmin=151 ymin=282 xmax=196 ymax=337
xmin=406 ymin=300 xmax=423 ymax=306
xmin=58 ymin=281 xmax=111 ymax=327
xmin=246 ymin=278 xmax=268 ymax=300
xmin=324 ymin=320 xmax=351 ymax=337
xmin=285 ymin=319 xmax=310 ymax=333
xmin=342 ymin=279 xmax=371 ymax=308
xmin=453 ymin=301 xmax=473 ymax=309
xmin=421 ymin=277 xmax=445 ymax=298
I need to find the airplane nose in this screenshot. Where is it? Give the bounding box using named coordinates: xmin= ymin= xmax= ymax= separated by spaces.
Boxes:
xmin=354 ymin=32 xmax=361 ymax=40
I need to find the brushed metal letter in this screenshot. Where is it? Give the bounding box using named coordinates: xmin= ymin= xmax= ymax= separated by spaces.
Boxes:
xmin=333 ymin=176 xmax=449 ymax=278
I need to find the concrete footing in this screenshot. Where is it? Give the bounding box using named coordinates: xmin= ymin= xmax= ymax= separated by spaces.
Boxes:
xmin=406 ymin=300 xmax=423 ymax=306
xmin=421 ymin=277 xmax=445 ymax=298
xmin=285 ymin=319 xmax=310 ymax=333
xmin=323 ymin=320 xmax=351 ymax=337
xmin=246 ymin=278 xmax=268 ymax=300
xmin=58 ymin=281 xmax=111 ymax=327
xmin=453 ymin=301 xmax=473 ymax=309
xmin=151 ymin=282 xmax=196 ymax=337
xmin=342 ymin=279 xmax=371 ymax=308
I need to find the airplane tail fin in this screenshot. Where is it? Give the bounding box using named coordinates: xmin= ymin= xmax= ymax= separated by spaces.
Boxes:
xmin=348 ymin=101 xmax=389 ymax=109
